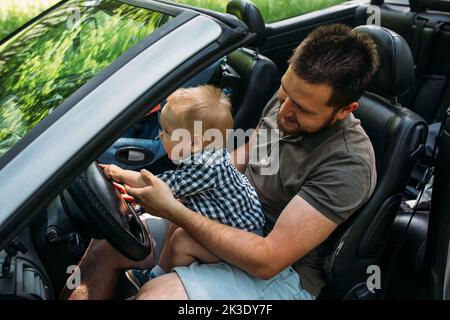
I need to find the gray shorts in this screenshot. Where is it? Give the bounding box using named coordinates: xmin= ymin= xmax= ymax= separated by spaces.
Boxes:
xmin=144 ymin=215 xmax=315 ymax=300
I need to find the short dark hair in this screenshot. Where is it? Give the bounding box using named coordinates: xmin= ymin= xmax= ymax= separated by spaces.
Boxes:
xmin=288 ymin=23 xmax=379 ymax=108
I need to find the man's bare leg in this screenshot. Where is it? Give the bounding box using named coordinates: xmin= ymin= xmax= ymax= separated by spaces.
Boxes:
xmin=134 ymin=272 xmax=188 ymax=300
xmin=61 ymin=239 xmax=153 ymax=300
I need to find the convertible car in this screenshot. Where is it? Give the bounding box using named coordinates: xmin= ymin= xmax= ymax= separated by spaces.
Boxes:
xmin=0 ymin=0 xmax=449 ymax=300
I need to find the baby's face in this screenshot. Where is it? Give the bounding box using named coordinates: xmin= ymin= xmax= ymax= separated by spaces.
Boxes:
xmin=160 ymin=104 xmax=193 ymax=161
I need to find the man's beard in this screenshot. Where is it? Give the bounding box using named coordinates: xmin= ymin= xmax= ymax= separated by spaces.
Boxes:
xmin=276 ymin=109 xmax=339 ymax=136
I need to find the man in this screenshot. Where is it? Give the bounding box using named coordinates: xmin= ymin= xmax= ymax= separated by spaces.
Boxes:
xmin=66 ymin=23 xmax=379 ymax=300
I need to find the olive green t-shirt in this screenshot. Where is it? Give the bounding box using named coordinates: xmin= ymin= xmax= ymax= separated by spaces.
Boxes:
xmin=245 ymin=94 xmax=376 ymax=296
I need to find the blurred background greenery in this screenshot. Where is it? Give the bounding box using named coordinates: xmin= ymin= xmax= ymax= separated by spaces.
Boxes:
xmin=0 ymin=0 xmax=346 ymax=41
xmin=0 ymin=0 xmax=59 ymax=40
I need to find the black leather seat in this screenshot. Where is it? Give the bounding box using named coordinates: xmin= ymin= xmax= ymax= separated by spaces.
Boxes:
xmin=355 ymin=0 xmax=450 ymax=124
xmin=319 ymin=25 xmax=428 ymax=299
xmin=355 ymin=0 xmax=450 ymax=198
xmin=225 ymin=0 xmax=278 ymax=131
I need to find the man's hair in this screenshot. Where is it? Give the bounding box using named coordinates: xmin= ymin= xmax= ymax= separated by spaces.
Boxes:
xmin=288 ymin=23 xmax=380 ymax=108
xmin=165 ymin=85 xmax=233 ymax=140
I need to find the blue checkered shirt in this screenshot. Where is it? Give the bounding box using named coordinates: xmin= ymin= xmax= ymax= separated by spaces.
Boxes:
xmin=157 ymin=149 xmax=264 ymax=232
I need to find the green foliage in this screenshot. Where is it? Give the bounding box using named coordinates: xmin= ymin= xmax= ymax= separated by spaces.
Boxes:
xmin=0 ymin=0 xmax=169 ymax=156
xmin=171 ymin=0 xmax=346 ymax=22
xmin=0 ymin=0 xmax=59 ymax=40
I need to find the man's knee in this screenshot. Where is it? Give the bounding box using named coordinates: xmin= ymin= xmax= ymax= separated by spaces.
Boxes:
xmin=134 ymin=272 xmax=188 ymax=300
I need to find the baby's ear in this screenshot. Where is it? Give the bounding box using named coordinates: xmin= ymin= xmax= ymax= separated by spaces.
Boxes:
xmin=192 ymin=133 xmax=204 ymax=151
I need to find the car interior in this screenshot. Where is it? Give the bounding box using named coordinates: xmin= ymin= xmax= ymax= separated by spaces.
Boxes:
xmin=1 ymin=0 xmax=450 ymax=300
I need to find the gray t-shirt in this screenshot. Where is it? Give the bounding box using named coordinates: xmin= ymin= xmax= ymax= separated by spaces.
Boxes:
xmin=245 ymin=94 xmax=376 ymax=296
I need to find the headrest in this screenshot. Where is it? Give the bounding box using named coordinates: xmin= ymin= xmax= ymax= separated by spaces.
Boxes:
xmin=353 ymin=25 xmax=415 ymax=98
xmin=410 ymin=0 xmax=450 ymax=12
xmin=226 ymin=0 xmax=266 ymax=47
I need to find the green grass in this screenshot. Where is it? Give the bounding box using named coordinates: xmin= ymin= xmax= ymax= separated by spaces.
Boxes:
xmin=172 ymin=0 xmax=347 ymax=22
xmin=0 ymin=0 xmax=347 ymax=41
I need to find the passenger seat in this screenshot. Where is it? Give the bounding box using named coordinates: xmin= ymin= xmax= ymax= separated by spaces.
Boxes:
xmin=355 ymin=0 xmax=450 ymax=197
xmin=224 ymin=0 xmax=279 ymax=131
xmin=355 ymin=0 xmax=450 ymax=124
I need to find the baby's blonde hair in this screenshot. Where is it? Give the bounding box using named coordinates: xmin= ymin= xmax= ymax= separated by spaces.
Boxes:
xmin=163 ymin=85 xmax=233 ymax=147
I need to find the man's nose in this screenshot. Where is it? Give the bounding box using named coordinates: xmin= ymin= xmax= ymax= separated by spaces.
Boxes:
xmin=279 ymin=98 xmax=295 ymax=116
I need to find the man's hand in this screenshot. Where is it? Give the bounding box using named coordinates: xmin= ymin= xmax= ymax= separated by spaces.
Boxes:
xmin=125 ymin=169 xmax=179 ymax=218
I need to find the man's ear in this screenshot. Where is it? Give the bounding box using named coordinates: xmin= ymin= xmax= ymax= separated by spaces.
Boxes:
xmin=336 ymin=102 xmax=359 ymax=120
xmin=192 ymin=133 xmax=204 ymax=152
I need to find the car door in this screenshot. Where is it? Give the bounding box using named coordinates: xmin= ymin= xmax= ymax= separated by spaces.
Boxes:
xmin=0 ymin=0 xmax=253 ymax=249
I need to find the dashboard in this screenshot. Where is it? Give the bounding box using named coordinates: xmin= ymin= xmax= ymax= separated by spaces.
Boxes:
xmin=0 ymin=194 xmax=92 ymax=300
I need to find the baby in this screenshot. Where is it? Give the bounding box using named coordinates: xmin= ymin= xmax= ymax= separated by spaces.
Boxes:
xmin=101 ymin=85 xmax=264 ymax=284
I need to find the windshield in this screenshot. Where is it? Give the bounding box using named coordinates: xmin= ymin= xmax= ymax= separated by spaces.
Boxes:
xmin=0 ymin=0 xmax=171 ymax=158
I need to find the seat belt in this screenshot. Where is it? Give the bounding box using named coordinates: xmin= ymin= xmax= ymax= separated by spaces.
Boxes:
xmin=411 ymin=16 xmax=427 ymax=65
xmin=416 ymin=21 xmax=445 ymax=79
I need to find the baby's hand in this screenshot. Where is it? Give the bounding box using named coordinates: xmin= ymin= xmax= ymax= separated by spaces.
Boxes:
xmin=112 ymin=182 xmax=135 ymax=202
xmin=99 ymin=164 xmax=124 ymax=183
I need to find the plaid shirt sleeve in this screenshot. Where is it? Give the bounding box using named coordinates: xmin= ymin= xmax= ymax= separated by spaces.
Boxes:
xmin=156 ymin=163 xmax=217 ymax=198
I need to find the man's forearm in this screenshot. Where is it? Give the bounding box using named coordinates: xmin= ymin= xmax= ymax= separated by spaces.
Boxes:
xmin=167 ymin=202 xmax=275 ymax=278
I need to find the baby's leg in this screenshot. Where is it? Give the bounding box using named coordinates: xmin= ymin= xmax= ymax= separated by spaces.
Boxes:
xmin=157 ymin=222 xmax=180 ymax=272
xmin=169 ymin=228 xmax=220 ymax=268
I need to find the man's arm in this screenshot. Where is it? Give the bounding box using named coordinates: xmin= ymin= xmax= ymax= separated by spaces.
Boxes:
xmin=170 ymin=195 xmax=336 ymax=279
xmin=126 ymin=172 xmax=337 ymax=279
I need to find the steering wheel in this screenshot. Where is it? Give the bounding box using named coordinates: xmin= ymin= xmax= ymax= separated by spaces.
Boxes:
xmin=66 ymin=162 xmax=152 ymax=261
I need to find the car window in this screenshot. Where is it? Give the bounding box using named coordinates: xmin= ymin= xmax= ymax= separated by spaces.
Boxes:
xmin=170 ymin=0 xmax=347 ymax=23
xmin=0 ymin=0 xmax=59 ymax=40
xmin=0 ymin=0 xmax=172 ymax=158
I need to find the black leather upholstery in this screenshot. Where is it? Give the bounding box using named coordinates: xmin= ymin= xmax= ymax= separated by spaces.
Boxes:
xmin=354 ymin=0 xmax=450 ymax=201
xmin=225 ymin=0 xmax=278 ymax=131
xmin=410 ymin=0 xmax=450 ymax=12
xmin=320 ymin=26 xmax=428 ymax=299
xmin=227 ymin=48 xmax=278 ymax=131
xmin=354 ymin=25 xmax=415 ymax=99
xmin=355 ymin=0 xmax=450 ymax=124
xmin=226 ymin=0 xmax=266 ymax=47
